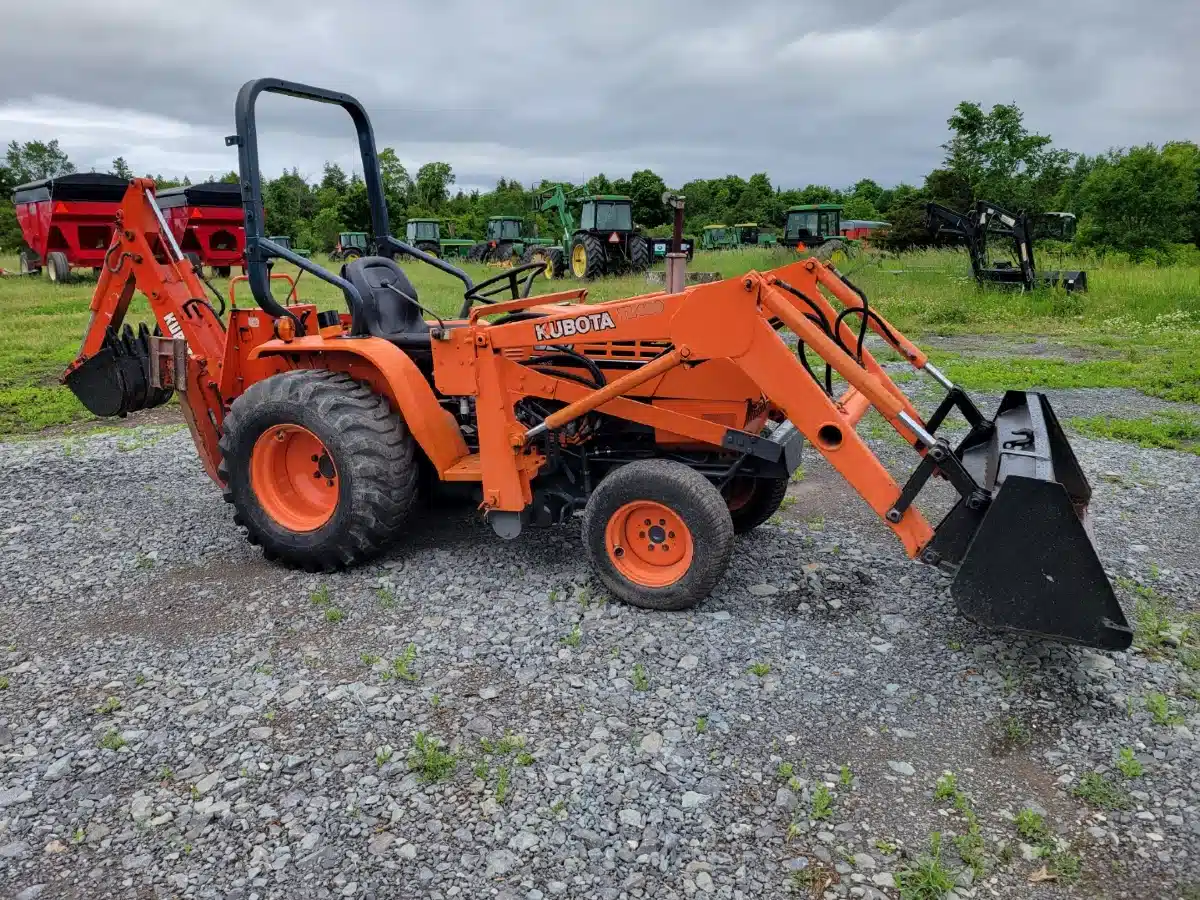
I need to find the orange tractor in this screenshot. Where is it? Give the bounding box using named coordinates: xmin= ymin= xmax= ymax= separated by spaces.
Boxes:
xmin=63 ymin=79 xmax=1131 ymax=650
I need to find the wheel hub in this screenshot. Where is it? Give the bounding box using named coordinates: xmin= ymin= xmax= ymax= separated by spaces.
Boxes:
xmin=250 ymin=424 xmax=338 ymax=532
xmin=605 ymin=501 xmax=693 ymax=588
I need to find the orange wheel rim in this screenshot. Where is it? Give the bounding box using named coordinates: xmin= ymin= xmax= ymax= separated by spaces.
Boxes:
xmin=250 ymin=425 xmax=338 ymax=532
xmin=604 ymin=501 xmax=693 ymax=588
xmin=723 ymin=480 xmax=754 ymax=513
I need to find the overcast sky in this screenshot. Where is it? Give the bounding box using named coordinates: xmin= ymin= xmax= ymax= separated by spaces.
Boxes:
xmin=2 ymin=0 xmax=1196 ymax=193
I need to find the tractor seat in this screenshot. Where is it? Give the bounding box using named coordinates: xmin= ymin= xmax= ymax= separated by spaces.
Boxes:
xmin=341 ymin=256 xmax=430 ymax=350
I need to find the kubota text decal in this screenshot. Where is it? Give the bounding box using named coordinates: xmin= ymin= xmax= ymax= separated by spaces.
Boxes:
xmin=534 ymin=312 xmax=616 ymax=342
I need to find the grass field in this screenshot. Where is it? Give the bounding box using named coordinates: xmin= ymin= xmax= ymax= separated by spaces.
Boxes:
xmin=1 ymin=246 xmax=1197 ymax=437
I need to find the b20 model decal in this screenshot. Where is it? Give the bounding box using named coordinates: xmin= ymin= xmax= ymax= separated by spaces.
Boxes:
xmin=533 ymin=311 xmax=616 ymax=342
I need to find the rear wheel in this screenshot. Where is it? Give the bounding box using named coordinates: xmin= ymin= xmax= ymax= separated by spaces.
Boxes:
xmin=416 ymin=242 xmax=440 ymax=258
xmin=341 ymin=248 xmax=362 ymax=261
xmin=218 ymin=370 xmax=418 ymax=570
xmin=18 ymin=250 xmax=40 ymax=275
xmin=467 ymin=242 xmax=488 ymax=262
xmin=46 ymin=251 xmax=69 ymax=283
xmin=582 ymin=459 xmax=734 ymax=611
xmin=489 ymin=241 xmax=513 ymax=264
xmin=629 ymin=235 xmax=650 ymax=272
xmin=570 ymin=234 xmax=606 ymax=279
xmin=723 ymin=477 xmax=789 ymax=534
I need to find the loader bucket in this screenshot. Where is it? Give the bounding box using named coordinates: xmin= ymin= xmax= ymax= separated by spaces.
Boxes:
xmin=928 ymin=391 xmax=1132 ymax=650
xmin=64 ymin=324 xmax=172 ymax=418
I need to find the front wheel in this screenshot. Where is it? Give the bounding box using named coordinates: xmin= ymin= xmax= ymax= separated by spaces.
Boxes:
xmin=46 ymin=251 xmax=69 ymax=283
xmin=218 ymin=370 xmax=418 ymax=570
xmin=582 ymin=460 xmax=734 ymax=611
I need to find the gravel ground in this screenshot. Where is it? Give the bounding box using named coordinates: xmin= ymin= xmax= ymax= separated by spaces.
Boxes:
xmin=1 ymin=387 xmax=1198 ymax=900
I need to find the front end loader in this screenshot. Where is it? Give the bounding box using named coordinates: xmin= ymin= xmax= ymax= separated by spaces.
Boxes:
xmin=62 ymin=78 xmax=1131 ymax=653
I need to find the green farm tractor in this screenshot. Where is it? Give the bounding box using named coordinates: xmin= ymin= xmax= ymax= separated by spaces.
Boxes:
xmin=699 ymin=224 xmax=738 ymax=251
xmin=528 ymin=184 xmax=651 ymax=280
xmin=782 ymin=204 xmax=851 ymax=259
xmin=466 ymin=216 xmax=550 ymax=264
xmin=405 ymin=218 xmax=475 ymax=259
xmin=734 ymin=223 xmax=776 ymax=247
xmin=330 ymin=231 xmax=369 ymax=261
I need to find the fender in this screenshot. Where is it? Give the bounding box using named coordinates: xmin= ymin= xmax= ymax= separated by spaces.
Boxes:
xmin=250 ymin=336 xmax=469 ymax=474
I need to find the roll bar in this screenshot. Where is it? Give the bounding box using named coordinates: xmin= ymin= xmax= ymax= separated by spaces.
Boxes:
xmin=226 ymin=77 xmax=474 ymax=332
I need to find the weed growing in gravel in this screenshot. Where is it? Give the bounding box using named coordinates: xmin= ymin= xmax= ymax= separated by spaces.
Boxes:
xmin=631 ymin=663 xmax=650 ymax=691
xmin=790 ymin=465 xmax=805 ymax=483
xmin=787 ymin=861 xmax=833 ymax=895
xmin=360 ymin=652 xmax=381 ymax=667
xmin=947 ymin=639 xmax=963 ymax=651
xmin=747 ymin=661 xmax=771 ymax=677
xmin=495 ymin=765 xmax=512 ymax=804
xmin=375 ymin=745 xmax=394 ymax=767
xmin=576 ymin=584 xmax=591 ymax=607
xmin=695 ymin=716 xmax=708 ymax=734
xmin=309 ymin=585 xmax=331 ymax=607
xmin=264 ymin=709 xmax=276 ymax=721
xmin=375 ymin=586 xmax=396 ymax=609
xmin=1049 ymin=849 xmax=1082 ymax=883
xmin=934 ymin=772 xmax=959 ymax=800
xmin=954 ymin=822 xmax=986 ymax=880
xmin=516 ymin=751 xmax=534 ymax=767
xmin=135 ymin=673 xmax=146 ymax=686
xmin=1144 ymin=691 xmax=1183 ymax=725
xmin=1073 ymin=771 xmax=1130 ymax=809
xmin=99 ymin=729 xmax=126 ymax=751
xmin=382 ymin=644 xmax=419 ymax=683
xmin=324 ymin=607 xmax=345 ymax=624
xmin=1015 ymin=808 xmax=1048 ymax=841
xmin=896 ymin=832 xmax=958 ymax=900
xmin=72 ymin=827 xmax=85 ymax=843
xmin=473 ymin=761 xmax=488 ymax=779
xmin=408 ymin=732 xmax=456 ymax=783
xmin=158 ymin=766 xmax=174 ymax=781
xmin=95 ymin=696 xmax=122 ymax=715
xmin=778 ymin=496 xmax=797 ymax=512
xmin=0 ymin=676 xmax=8 ymax=690
xmin=777 ymin=762 xmax=794 ymax=780
xmin=839 ymin=765 xmax=853 ymax=787
xmin=811 ymin=784 xmax=833 ymax=821
xmin=1116 ymin=747 xmax=1144 ymax=778
xmin=989 ymin=715 xmax=1032 ymax=755
xmin=875 ymin=839 xmax=898 ymax=855
xmin=561 ymin=623 xmax=582 ymax=647
xmin=807 ymin=514 xmax=824 ymax=531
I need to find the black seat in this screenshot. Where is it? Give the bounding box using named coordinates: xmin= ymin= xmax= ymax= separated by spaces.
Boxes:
xmin=342 ymin=256 xmax=430 ymax=349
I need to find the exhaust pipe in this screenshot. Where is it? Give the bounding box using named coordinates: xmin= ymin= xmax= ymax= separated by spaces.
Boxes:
xmin=924 ymin=391 xmax=1132 ymax=650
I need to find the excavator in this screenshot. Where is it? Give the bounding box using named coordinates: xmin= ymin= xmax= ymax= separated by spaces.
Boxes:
xmin=62 ymin=78 xmax=1131 ymax=651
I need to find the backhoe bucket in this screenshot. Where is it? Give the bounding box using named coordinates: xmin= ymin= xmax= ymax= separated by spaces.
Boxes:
xmin=928 ymin=391 xmax=1132 ymax=650
xmin=64 ymin=324 xmax=173 ymax=418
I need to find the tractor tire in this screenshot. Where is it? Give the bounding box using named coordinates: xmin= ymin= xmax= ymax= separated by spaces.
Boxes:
xmin=416 ymin=242 xmax=440 ymax=258
xmin=341 ymin=248 xmax=362 ymax=261
xmin=184 ymin=252 xmax=204 ymax=277
xmin=570 ymin=234 xmax=606 ymax=280
xmin=520 ymin=244 xmax=539 ymax=265
xmin=467 ymin=242 xmax=488 ymax=262
xmin=46 ymin=251 xmax=69 ymax=283
xmin=218 ymin=370 xmax=418 ymax=571
xmin=810 ymin=239 xmax=847 ymax=262
xmin=214 ymin=266 xmax=233 ymax=278
xmin=18 ymin=250 xmax=40 ymax=275
xmin=490 ymin=241 xmax=513 ymax=264
xmin=723 ymin=476 xmax=789 ymax=534
xmin=582 ymin=459 xmax=735 ymax=611
xmin=629 ymin=235 xmax=651 ymax=272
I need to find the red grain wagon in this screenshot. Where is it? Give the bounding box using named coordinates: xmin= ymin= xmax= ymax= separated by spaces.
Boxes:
xmin=840 ymin=219 xmax=890 ymax=243
xmin=12 ymin=173 xmax=128 ymax=281
xmin=155 ymin=182 xmax=246 ymax=277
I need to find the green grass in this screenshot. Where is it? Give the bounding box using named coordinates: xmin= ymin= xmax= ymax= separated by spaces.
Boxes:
xmin=1116 ymin=747 xmax=1144 ymax=779
xmin=1069 ymin=413 xmax=1200 ymax=454
xmin=811 ymin=784 xmax=833 ymax=820
xmin=896 ymin=833 xmax=958 ymax=900
xmin=407 ymin=731 xmax=456 ymax=783
xmin=2 ymin=246 xmax=1197 ymax=436
xmin=1073 ymin=771 xmax=1130 ymax=810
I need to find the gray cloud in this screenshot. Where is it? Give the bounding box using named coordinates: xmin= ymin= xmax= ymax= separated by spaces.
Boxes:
xmin=1 ymin=0 xmax=1196 ymax=190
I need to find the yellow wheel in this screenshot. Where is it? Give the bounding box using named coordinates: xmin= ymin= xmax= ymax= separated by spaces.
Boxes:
xmin=571 ymin=243 xmax=587 ymax=277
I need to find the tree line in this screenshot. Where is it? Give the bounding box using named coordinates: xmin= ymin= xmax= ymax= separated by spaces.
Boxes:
xmin=3 ymin=101 xmax=1198 ymax=261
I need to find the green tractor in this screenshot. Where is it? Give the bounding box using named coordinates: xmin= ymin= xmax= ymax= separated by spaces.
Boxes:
xmin=782 ymin=204 xmax=850 ymax=259
xmin=330 ymin=231 xmax=369 ymax=261
xmin=466 ymin=216 xmax=550 ymax=264
xmin=699 ymin=224 xmax=738 ymax=251
xmin=405 ymin=218 xmax=476 ymax=259
xmin=733 ymin=223 xmax=776 ymax=247
xmin=529 ymin=184 xmax=651 ymax=280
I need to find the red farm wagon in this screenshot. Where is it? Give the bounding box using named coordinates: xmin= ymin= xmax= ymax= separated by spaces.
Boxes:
xmin=840 ymin=219 xmax=891 ymax=242
xmin=12 ymin=173 xmax=128 ymax=281
xmin=155 ymin=182 xmax=246 ymax=277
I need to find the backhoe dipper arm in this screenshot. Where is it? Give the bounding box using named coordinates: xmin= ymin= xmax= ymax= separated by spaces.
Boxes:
xmin=64 ymin=179 xmax=228 ymax=480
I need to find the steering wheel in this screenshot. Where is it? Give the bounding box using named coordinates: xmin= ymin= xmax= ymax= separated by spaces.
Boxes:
xmin=457 ymin=260 xmax=547 ymax=318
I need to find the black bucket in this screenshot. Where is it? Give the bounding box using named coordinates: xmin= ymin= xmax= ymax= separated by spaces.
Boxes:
xmin=927 ymin=391 xmax=1132 ymax=650
xmin=64 ymin=324 xmax=173 ymax=418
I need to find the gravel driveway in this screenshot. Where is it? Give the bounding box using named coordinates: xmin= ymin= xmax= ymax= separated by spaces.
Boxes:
xmin=1 ymin=390 xmax=1197 ymax=900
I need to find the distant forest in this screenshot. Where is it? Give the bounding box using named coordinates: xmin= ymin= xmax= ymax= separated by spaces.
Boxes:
xmin=3 ymin=101 xmax=1198 ymax=261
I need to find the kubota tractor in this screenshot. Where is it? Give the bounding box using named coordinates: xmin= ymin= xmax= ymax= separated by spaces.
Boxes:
xmin=62 ymin=78 xmax=1131 ymax=652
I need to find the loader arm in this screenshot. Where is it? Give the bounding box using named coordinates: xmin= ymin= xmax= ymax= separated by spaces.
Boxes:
xmin=466 ymin=255 xmax=1131 ymax=650
xmin=63 ymin=179 xmax=229 ymax=480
